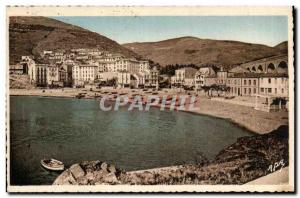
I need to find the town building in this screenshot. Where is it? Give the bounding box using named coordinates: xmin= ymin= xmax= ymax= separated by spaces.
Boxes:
xmin=61 ymin=60 xmax=75 ymax=87
xmin=259 ymin=74 xmax=289 ymax=97
xmin=144 ymin=66 xmax=159 ymax=88
xmin=33 ymin=64 xmax=48 ymax=87
xmin=139 ymin=60 xmax=150 ymax=73
xmin=47 ymin=65 xmax=68 ymax=87
xmin=194 ymin=66 xmax=217 ymax=90
xmin=226 ymin=73 xmax=259 ymax=96
xmin=254 ymin=73 xmax=289 ymax=112
xmin=204 ymin=71 xmax=288 ymax=97
xmin=98 ymin=72 xmax=118 ymax=82
xmin=19 ymin=56 xmax=48 ymax=86
xmin=117 ymin=72 xmax=145 ymax=88
xmin=203 ymin=75 xmax=218 ymax=87
xmin=72 ymin=64 xmax=98 ymax=87
xmin=172 ymin=67 xmax=198 ymax=87
xmin=114 ymin=59 xmax=140 ymax=73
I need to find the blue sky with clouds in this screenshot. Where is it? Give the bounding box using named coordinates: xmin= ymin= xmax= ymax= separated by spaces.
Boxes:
xmin=52 ymin=16 xmax=287 ymax=46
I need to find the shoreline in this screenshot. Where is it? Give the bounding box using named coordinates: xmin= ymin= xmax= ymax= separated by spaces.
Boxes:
xmin=9 ymin=88 xmax=290 ymax=186
xmin=9 ymin=88 xmax=288 ymax=134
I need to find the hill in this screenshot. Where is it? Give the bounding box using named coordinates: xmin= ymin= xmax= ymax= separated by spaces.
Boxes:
xmin=9 ymin=16 xmax=140 ymax=64
xmin=274 ymin=41 xmax=288 ymax=54
xmin=123 ymin=37 xmax=288 ymax=69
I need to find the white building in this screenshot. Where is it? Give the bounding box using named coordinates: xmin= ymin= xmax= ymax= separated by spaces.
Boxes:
xmin=144 ymin=66 xmax=159 ymax=88
xmin=47 ymin=65 xmax=67 ymax=87
xmin=117 ymin=72 xmax=144 ymax=88
xmin=97 ymin=58 xmax=148 ymax=87
xmin=114 ymin=59 xmax=140 ymax=73
xmin=98 ymin=72 xmax=118 ymax=82
xmin=47 ymin=66 xmax=59 ymax=85
xmin=139 ymin=60 xmax=150 ymax=73
xmin=255 ymin=74 xmax=289 ymax=112
xmin=173 ymin=67 xmax=198 ymax=87
xmin=259 ymin=74 xmax=289 ymax=97
xmin=72 ymin=64 xmax=98 ymax=86
xmin=20 ymin=56 xmax=47 ymax=86
xmin=194 ymin=67 xmax=216 ymax=90
xmin=117 ymin=72 xmax=131 ymax=88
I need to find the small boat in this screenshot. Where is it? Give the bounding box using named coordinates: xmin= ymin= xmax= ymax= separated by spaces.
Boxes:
xmin=75 ymin=93 xmax=85 ymax=99
xmin=41 ymin=159 xmax=64 ymax=171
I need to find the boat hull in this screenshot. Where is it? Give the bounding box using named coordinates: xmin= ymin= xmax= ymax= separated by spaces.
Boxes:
xmin=40 ymin=159 xmax=64 ymax=171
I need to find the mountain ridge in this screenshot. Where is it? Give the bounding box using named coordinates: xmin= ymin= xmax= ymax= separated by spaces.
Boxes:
xmin=123 ymin=36 xmax=288 ymax=69
xmin=9 ymin=16 xmax=140 ymax=65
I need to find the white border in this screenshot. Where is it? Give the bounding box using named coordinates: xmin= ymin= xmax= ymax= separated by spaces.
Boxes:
xmin=1 ymin=0 xmax=297 ymax=195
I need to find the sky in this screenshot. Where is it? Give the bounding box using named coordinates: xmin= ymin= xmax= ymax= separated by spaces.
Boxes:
xmin=51 ymin=16 xmax=288 ymax=47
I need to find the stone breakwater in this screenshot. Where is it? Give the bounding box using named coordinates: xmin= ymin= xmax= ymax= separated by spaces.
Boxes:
xmin=53 ymin=125 xmax=288 ymax=185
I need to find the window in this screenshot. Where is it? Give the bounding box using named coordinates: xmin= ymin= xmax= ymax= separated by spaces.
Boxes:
xmin=268 ymin=78 xmax=271 ymax=84
xmin=249 ymin=88 xmax=251 ymax=94
xmin=282 ymin=88 xmax=284 ymax=94
xmin=244 ymin=88 xmax=247 ymax=94
xmin=275 ymin=88 xmax=277 ymax=94
xmin=244 ymin=80 xmax=247 ymax=85
xmin=249 ymin=80 xmax=251 ymax=85
xmin=254 ymin=88 xmax=256 ymax=94
xmin=268 ymin=88 xmax=272 ymax=93
xmin=253 ymin=80 xmax=256 ymax=85
xmin=260 ymin=88 xmax=264 ymax=93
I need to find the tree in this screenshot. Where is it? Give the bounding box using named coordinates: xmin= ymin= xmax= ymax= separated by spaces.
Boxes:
xmin=202 ymin=85 xmax=211 ymax=97
xmin=160 ymin=64 xmax=201 ymax=76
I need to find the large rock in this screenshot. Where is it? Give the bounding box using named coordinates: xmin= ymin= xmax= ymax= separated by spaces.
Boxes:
xmin=69 ymin=164 xmax=85 ymax=179
xmin=53 ymin=170 xmax=77 ymax=185
xmin=101 ymin=162 xmax=108 ymax=172
xmin=102 ymin=172 xmax=119 ymax=184
xmin=108 ymin=164 xmax=117 ymax=173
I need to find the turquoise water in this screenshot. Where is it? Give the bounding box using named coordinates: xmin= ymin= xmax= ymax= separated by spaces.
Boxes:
xmin=10 ymin=96 xmax=253 ymax=185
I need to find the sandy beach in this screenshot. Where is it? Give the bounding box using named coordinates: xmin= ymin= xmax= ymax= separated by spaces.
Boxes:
xmin=191 ymin=97 xmax=288 ymax=134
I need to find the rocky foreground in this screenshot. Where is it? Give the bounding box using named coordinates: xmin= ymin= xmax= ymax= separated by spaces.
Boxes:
xmin=53 ymin=125 xmax=288 ymax=185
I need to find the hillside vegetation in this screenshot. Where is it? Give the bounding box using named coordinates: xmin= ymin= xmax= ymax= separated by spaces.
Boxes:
xmin=124 ymin=36 xmax=288 ymax=69
xmin=9 ymin=16 xmax=140 ymax=64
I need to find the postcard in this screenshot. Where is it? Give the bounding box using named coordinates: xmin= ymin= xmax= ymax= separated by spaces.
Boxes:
xmin=6 ymin=6 xmax=294 ymax=193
